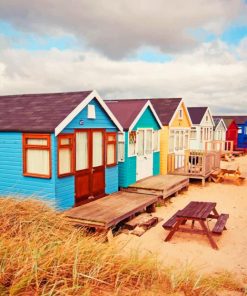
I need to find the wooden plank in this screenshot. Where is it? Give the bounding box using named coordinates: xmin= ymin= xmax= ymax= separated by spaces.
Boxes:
xmin=65 ymin=191 xmax=158 ymax=229
xmin=212 ymin=214 xmax=229 ymax=234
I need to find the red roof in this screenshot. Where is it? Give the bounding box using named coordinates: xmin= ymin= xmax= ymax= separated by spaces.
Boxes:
xmin=105 ymin=100 xmax=147 ymax=130
xmin=0 ymin=91 xmax=92 ymax=132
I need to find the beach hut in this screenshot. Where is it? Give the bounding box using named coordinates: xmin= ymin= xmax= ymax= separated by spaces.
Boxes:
xmin=213 ymin=118 xmax=227 ymax=141
xmin=147 ymin=98 xmax=192 ymax=175
xmin=0 ymin=90 xmax=123 ymax=210
xmin=105 ymin=100 xmax=163 ymax=187
xmin=218 ymin=116 xmax=247 ymax=149
xmin=187 ymin=107 xmax=215 ymax=150
xmin=218 ymin=117 xmax=239 ymax=149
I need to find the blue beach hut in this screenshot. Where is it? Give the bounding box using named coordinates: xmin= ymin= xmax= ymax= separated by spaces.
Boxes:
xmin=106 ymin=99 xmax=163 ymax=188
xmin=0 ymin=90 xmax=123 ymax=210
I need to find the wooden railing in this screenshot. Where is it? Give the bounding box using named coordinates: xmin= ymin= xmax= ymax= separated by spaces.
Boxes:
xmin=168 ymin=150 xmax=221 ymax=177
xmin=205 ymin=140 xmax=233 ymax=154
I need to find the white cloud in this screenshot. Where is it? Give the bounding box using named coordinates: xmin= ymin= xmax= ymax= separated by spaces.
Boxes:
xmin=0 ymin=40 xmax=246 ymax=114
xmin=0 ymin=0 xmax=246 ymax=58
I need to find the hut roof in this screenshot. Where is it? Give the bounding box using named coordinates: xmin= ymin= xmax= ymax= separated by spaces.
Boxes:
xmin=0 ymin=91 xmax=93 ymax=133
xmin=187 ymin=107 xmax=208 ymax=124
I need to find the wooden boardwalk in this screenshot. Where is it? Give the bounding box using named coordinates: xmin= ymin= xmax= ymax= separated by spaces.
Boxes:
xmin=65 ymin=191 xmax=157 ymax=230
xmin=125 ymin=175 xmax=189 ymax=199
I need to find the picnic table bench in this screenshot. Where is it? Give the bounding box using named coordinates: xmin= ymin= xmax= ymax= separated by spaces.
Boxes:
xmin=162 ymin=201 xmax=229 ymax=250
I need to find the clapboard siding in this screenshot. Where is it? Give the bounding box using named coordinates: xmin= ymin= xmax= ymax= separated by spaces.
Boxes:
xmin=64 ymin=98 xmax=116 ymax=130
xmin=0 ymin=132 xmax=55 ymax=201
xmin=153 ymin=152 xmax=160 ymax=175
xmin=105 ymin=166 xmax=119 ymax=193
xmin=133 ymin=106 xmax=160 ymax=131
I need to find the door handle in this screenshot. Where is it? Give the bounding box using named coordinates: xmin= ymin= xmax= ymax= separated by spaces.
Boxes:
xmin=91 ymin=168 xmax=95 ymax=173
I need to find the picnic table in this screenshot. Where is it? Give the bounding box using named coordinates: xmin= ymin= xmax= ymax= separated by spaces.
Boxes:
xmin=211 ymin=165 xmax=246 ymax=185
xmin=163 ymin=201 xmax=229 ymax=250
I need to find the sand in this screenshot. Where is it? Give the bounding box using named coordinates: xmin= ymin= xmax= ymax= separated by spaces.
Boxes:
xmin=116 ymin=155 xmax=247 ymax=277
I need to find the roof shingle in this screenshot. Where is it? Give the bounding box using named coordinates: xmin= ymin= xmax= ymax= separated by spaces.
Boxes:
xmin=0 ymin=91 xmax=92 ymax=132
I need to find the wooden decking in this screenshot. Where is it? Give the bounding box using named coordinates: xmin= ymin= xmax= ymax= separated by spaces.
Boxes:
xmin=65 ymin=191 xmax=158 ymax=230
xmin=124 ymin=175 xmax=189 ymax=199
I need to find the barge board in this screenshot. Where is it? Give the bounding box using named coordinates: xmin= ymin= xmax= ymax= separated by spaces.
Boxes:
xmin=65 ymin=191 xmax=158 ymax=229
xmin=125 ymin=175 xmax=189 ymax=199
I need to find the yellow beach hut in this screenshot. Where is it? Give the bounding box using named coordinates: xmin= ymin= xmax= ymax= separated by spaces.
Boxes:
xmin=149 ymin=98 xmax=192 ymax=175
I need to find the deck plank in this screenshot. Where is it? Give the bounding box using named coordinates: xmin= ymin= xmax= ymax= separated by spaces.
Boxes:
xmin=65 ymin=191 xmax=158 ymax=229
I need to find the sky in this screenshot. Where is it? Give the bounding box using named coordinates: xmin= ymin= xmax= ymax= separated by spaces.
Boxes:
xmin=0 ymin=0 xmax=247 ymax=114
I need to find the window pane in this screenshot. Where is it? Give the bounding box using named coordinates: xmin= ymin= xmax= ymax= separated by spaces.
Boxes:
xmin=153 ymin=131 xmax=159 ymax=151
xmin=129 ymin=132 xmax=136 ymax=156
xmin=93 ymin=132 xmax=103 ymax=167
xmin=107 ymin=143 xmax=115 ymax=165
xmin=118 ymin=133 xmax=124 ymax=142
xmin=137 ymin=130 xmax=144 ymax=156
xmin=76 ymin=132 xmax=88 ymax=171
xmin=61 ymin=138 xmax=70 ymax=145
xmin=169 ymin=135 xmax=174 ymax=152
xmin=27 ymin=138 xmax=47 ymax=146
xmin=145 ymin=130 xmax=152 ymax=154
xmin=107 ymin=135 xmax=115 ymax=141
xmin=118 ymin=142 xmax=125 ymax=162
xmin=26 ymin=149 xmax=49 ymax=175
xmin=59 ymin=148 xmax=71 ymax=175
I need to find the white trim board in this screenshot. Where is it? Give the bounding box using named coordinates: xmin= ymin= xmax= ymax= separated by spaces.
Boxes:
xmin=55 ymin=90 xmax=123 ymax=136
xmin=129 ymin=100 xmax=163 ymax=132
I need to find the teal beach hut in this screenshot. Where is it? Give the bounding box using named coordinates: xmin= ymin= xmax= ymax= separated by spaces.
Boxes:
xmin=0 ymin=90 xmax=123 ymax=210
xmin=106 ymin=100 xmax=163 ymax=188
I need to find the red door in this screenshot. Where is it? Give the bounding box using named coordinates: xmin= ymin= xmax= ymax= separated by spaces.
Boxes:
xmin=75 ymin=129 xmax=105 ymax=205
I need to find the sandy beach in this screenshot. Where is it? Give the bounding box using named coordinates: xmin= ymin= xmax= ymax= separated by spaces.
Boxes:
xmin=116 ymin=155 xmax=247 ymax=277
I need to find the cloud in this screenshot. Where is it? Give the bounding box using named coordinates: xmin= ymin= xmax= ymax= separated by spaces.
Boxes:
xmin=0 ymin=39 xmax=246 ymax=114
xmin=0 ymin=0 xmax=246 ymax=58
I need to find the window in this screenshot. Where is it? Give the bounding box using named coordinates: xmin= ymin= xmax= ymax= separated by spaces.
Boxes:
xmin=190 ymin=127 xmax=197 ymax=139
xmin=169 ymin=130 xmax=175 ymax=153
xmin=129 ymin=131 xmax=136 ymax=156
xmin=206 ymin=115 xmax=209 ymax=122
xmin=184 ymin=131 xmax=189 ymax=149
xmin=58 ymin=134 xmax=74 ymax=177
xmin=118 ymin=133 xmax=125 ymax=162
xmin=178 ymin=109 xmax=183 ymax=119
xmin=23 ymin=134 xmax=51 ymax=178
xmin=106 ymin=133 xmax=117 ymax=166
xmin=87 ymin=104 xmax=96 ymax=119
xmin=238 ymin=127 xmax=242 ymax=134
xmin=153 ymin=130 xmax=159 ymax=151
xmin=137 ymin=130 xmax=145 ymax=156
xmin=145 ymin=129 xmax=153 ymax=154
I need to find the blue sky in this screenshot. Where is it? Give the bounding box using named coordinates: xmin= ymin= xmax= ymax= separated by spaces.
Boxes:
xmin=0 ymin=0 xmax=246 ymax=113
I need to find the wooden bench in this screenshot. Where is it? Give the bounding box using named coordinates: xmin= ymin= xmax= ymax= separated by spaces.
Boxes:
xmin=212 ymin=214 xmax=229 ymax=234
xmin=162 ymin=211 xmax=181 ymax=230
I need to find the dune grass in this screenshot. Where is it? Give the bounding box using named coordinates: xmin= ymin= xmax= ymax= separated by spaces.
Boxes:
xmin=0 ymin=197 xmax=243 ymax=295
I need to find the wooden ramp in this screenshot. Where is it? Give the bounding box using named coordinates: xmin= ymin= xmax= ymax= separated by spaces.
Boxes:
xmin=124 ymin=175 xmax=189 ymax=199
xmin=65 ymin=191 xmax=157 ymax=230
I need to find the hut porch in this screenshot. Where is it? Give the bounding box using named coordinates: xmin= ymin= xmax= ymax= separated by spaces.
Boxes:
xmin=123 ymin=175 xmax=189 ymax=199
xmin=168 ymin=150 xmax=221 ymax=186
xmin=65 ymin=191 xmax=158 ymax=230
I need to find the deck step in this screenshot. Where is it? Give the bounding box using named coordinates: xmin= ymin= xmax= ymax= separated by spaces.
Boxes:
xmin=212 ymin=214 xmax=229 ymax=234
xmin=162 ymin=211 xmax=181 ymax=230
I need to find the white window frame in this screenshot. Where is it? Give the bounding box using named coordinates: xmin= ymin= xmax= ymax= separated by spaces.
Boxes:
xmin=136 ymin=128 xmax=154 ymax=157
xmin=190 ymin=127 xmax=197 ymax=139
xmin=118 ymin=132 xmax=125 ymax=162
xmin=153 ymin=130 xmax=160 ymax=152
xmin=128 ymin=131 xmax=137 ymax=157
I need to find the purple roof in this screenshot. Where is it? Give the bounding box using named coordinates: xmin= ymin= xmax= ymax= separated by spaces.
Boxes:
xmin=105 ymin=100 xmax=147 ymax=130
xmin=148 ymin=98 xmax=182 ymax=125
xmin=0 ymin=91 xmax=92 ymax=132
xmin=106 ymin=98 xmax=182 ymax=126
xmin=187 ymin=107 xmax=208 ymax=124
